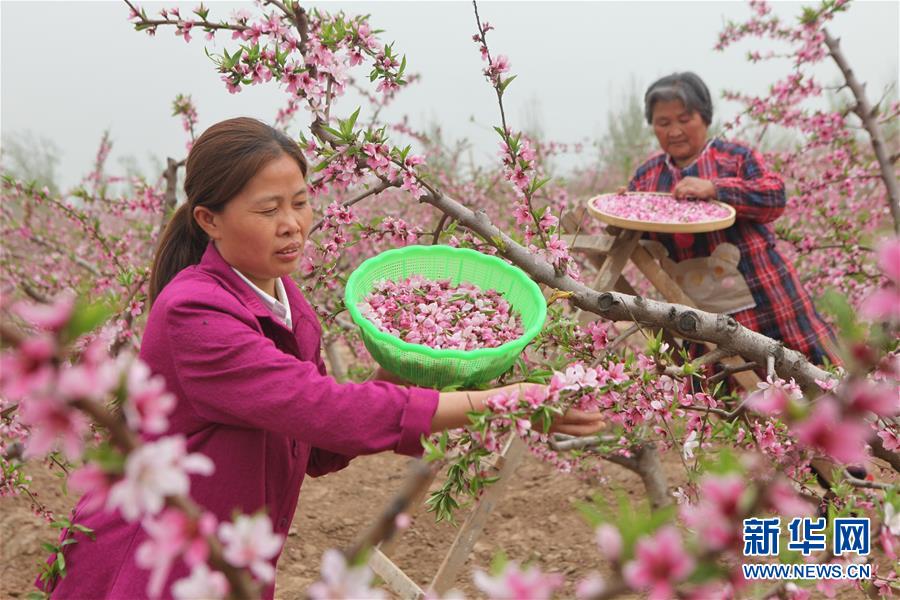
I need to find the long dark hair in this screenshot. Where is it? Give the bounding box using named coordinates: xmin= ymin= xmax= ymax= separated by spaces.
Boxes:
xmin=149 ymin=117 xmax=308 ymax=304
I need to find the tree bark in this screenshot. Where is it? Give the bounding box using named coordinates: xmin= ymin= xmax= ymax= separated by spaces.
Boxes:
xmin=824 ymin=29 xmax=900 ymax=234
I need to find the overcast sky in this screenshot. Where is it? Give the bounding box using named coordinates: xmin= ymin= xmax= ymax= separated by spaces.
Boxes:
xmin=2 ymin=0 xmax=898 ymax=189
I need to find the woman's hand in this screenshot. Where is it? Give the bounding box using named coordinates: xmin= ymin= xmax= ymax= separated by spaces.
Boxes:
xmin=549 ymin=406 xmax=606 ymax=436
xmin=515 ymin=383 xmax=607 ymax=437
xmin=433 ymin=382 xmax=606 ymax=434
xmin=673 ymin=177 xmax=716 ymax=200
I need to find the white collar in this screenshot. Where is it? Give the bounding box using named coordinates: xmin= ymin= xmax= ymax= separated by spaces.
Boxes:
xmin=231 ymin=268 xmax=292 ymax=329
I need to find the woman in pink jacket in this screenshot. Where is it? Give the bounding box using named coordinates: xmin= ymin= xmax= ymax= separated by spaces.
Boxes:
xmin=43 ymin=117 xmax=603 ymax=599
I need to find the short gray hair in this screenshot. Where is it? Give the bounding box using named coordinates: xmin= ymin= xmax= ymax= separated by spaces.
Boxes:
xmin=644 ymin=72 xmax=713 ymax=125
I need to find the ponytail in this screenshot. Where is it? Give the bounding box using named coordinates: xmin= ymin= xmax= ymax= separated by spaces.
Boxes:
xmin=148 ymin=203 xmax=208 ymax=305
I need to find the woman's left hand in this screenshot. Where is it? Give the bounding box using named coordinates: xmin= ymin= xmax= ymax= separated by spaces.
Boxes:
xmin=673 ymin=177 xmax=716 ymax=200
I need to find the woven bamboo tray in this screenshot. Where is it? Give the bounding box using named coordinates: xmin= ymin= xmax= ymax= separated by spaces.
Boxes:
xmin=586 ymin=192 xmax=736 ymax=233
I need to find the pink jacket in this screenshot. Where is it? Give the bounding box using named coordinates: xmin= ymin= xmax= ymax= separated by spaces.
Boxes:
xmin=45 ymin=242 xmax=439 ymax=599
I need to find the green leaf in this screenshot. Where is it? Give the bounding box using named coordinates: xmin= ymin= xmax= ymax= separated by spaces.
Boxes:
xmin=499 ymin=75 xmax=517 ymax=94
xmin=528 ymin=176 xmax=552 ymax=195
xmin=489 ymin=550 xmax=509 ymax=575
xmin=60 ymin=300 xmax=113 ymax=343
xmin=71 ymin=524 xmax=96 ymax=540
xmin=41 ymin=542 xmax=58 ymax=554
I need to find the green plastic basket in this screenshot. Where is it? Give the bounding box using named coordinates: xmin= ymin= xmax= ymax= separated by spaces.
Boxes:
xmin=344 ymin=245 xmax=547 ymax=389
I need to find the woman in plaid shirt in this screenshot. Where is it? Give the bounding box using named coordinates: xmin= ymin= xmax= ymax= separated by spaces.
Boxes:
xmin=627 ymin=72 xmax=838 ymax=366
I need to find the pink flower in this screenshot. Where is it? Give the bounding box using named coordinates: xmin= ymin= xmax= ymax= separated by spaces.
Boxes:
xmin=508 ymin=166 xmax=531 ymax=191
xmin=681 ymin=475 xmax=745 ymax=550
xmin=523 ymin=384 xmax=548 ymax=409
xmin=606 ymin=362 xmax=628 ymax=384
xmin=591 ymin=193 xmax=731 ymax=224
xmin=544 ymin=236 xmax=570 ymax=267
xmin=136 ymin=509 xmax=216 ymax=598
xmin=595 ymin=523 xmax=622 ymax=561
xmin=490 ymin=54 xmax=510 ymax=75
xmin=0 ymin=336 xmax=55 ymax=401
xmin=622 ymin=526 xmax=694 ymax=599
xmin=846 ymin=381 xmax=899 ymax=417
xmin=861 ymin=287 xmax=900 ymax=322
xmin=575 ymin=573 xmax=606 ymax=599
xmin=218 ymin=514 xmax=284 ymax=583
xmin=308 ymin=549 xmax=384 ymax=600
xmin=513 ymin=203 xmax=532 ymax=226
xmin=401 ymin=170 xmax=427 ymax=199
xmin=485 ymin=391 xmax=518 ymax=413
xmin=514 ymin=418 xmax=532 ymax=437
xmin=359 ymin=276 xmax=523 ymax=351
xmin=12 ymin=293 xmax=75 ymax=331
xmin=538 ymin=207 xmax=558 ymax=230
xmin=747 ymin=376 xmax=802 ymax=415
xmin=107 ymin=436 xmax=214 ymax=521
xmin=559 ymin=363 xmax=599 ymax=390
xmin=875 ymin=236 xmax=900 ymax=284
xmin=766 ymin=479 xmax=815 ymax=518
xmin=68 ymin=464 xmax=111 ymax=513
xmin=792 ymin=398 xmax=870 ymax=464
xmin=171 ymin=564 xmax=229 ymax=600
xmin=124 ymin=360 xmax=176 ymax=434
xmin=19 ymin=394 xmax=90 ymax=460
xmin=876 ymin=428 xmax=899 ymax=451
xmin=473 ymin=561 xmax=564 ymax=600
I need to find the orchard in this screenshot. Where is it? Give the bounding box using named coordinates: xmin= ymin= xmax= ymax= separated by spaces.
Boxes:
xmin=1 ymin=1 xmax=898 ymax=599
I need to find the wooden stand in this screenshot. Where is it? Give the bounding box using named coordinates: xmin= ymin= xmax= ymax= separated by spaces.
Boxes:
xmin=368 ymin=436 xmax=526 ymax=599
xmin=562 ymin=206 xmax=761 ymax=391
xmin=368 ymin=207 xmax=760 ymax=597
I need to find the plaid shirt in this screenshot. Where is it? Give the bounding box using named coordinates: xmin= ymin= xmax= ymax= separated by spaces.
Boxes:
xmin=628 ymin=138 xmax=838 ymax=365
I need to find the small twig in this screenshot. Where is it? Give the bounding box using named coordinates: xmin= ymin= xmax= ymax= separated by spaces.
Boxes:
xmin=124 ymin=0 xmax=248 ymax=34
xmin=310 ymin=179 xmax=395 ymax=234
xmin=845 ymin=476 xmax=892 ymax=491
xmin=20 ymin=282 xmax=51 ymax=304
xmin=431 ymin=213 xmax=451 ymax=245
xmin=606 ymin=323 xmax=641 ymax=351
xmin=709 ymin=361 xmax=758 ymax=384
xmin=549 ymin=433 xmax=617 ymax=452
xmin=694 ymin=347 xmax=731 ymax=368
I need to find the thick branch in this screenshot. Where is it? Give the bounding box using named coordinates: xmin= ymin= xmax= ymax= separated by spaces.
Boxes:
xmin=824 ymin=29 xmax=900 ymax=233
xmin=602 ymin=444 xmax=670 ymax=510
xmin=310 ymin=179 xmax=394 ymax=234
xmin=416 ymin=189 xmax=832 ymax=389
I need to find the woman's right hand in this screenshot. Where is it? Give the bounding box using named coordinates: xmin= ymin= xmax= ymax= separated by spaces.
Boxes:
xmin=433 ymin=382 xmax=606 ymax=436
xmin=615 ymin=185 xmax=628 ymax=194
